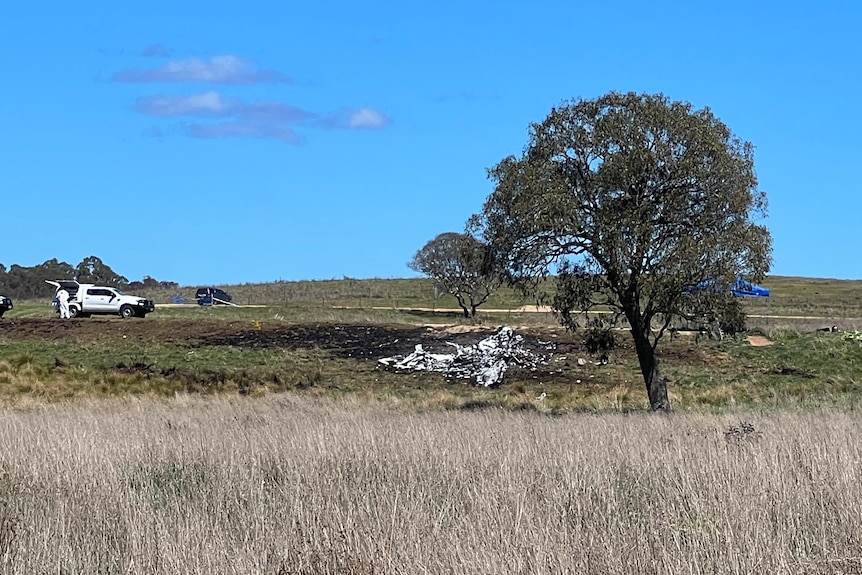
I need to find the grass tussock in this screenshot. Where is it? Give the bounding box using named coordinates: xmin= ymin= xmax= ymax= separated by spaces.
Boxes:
xmin=0 ymin=396 xmax=858 ymax=574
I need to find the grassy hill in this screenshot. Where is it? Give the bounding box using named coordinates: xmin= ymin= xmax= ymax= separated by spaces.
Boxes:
xmin=122 ymin=274 xmax=860 ymax=318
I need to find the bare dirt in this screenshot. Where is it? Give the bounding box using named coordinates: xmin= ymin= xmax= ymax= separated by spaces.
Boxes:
xmin=747 ymin=335 xmax=774 ymax=347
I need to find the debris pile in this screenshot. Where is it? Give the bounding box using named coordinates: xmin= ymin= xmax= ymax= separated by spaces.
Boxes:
xmin=377 ymin=326 xmax=549 ymax=387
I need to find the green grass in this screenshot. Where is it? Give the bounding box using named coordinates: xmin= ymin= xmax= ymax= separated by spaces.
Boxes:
xmin=741 ymin=276 xmax=862 ymax=321
xmin=130 ymin=276 xmax=543 ymax=310
xmin=148 ymin=274 xmax=862 ymax=320
xmin=661 ymin=331 xmax=862 ymax=409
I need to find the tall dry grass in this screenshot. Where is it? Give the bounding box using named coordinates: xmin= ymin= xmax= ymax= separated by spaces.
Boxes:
xmin=0 ymin=397 xmax=859 ymax=574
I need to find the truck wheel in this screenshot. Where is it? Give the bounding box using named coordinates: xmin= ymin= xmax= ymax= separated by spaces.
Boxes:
xmin=120 ymin=305 xmax=136 ymax=319
xmin=69 ymin=306 xmax=80 ymax=318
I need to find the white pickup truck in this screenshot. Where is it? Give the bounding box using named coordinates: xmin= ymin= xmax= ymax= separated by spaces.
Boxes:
xmin=47 ymin=280 xmax=155 ymax=319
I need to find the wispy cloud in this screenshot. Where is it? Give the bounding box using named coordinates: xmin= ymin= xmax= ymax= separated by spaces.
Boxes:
xmin=135 ymin=92 xmax=239 ymax=116
xmin=320 ymin=107 xmax=391 ymax=130
xmin=347 ymin=107 xmax=390 ymax=129
xmin=118 ymin=50 xmax=389 ymax=143
xmin=141 ymin=44 xmax=171 ymax=58
xmin=113 ymin=55 xmax=292 ymax=85
xmin=135 ymin=91 xmax=388 ymax=143
xmin=238 ymin=101 xmax=317 ymax=125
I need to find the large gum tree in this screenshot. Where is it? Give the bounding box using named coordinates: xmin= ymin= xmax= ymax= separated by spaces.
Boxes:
xmin=475 ymin=92 xmax=772 ymax=411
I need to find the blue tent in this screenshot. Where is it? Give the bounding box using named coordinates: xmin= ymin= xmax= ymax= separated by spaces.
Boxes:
xmin=684 ymin=278 xmax=770 ymax=297
xmin=730 ymin=278 xmax=770 ymax=298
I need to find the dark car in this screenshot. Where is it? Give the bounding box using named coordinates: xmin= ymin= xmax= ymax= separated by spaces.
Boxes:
xmin=195 ymin=287 xmax=233 ymax=306
xmin=0 ymin=295 xmax=12 ymax=318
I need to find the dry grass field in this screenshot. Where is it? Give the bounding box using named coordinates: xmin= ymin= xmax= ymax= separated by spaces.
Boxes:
xmin=2 ymin=276 xmax=862 ymax=573
xmin=0 ymin=396 xmax=859 ymax=574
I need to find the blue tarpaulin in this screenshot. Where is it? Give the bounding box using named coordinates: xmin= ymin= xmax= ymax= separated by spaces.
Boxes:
xmin=730 ymin=279 xmax=770 ymax=297
xmin=685 ymin=278 xmax=770 ymax=297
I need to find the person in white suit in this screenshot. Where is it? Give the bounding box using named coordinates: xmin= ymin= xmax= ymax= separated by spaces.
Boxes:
xmin=57 ymin=288 xmax=71 ymax=319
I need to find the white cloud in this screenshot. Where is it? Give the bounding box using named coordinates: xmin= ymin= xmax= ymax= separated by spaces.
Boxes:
xmin=135 ymin=92 xmax=238 ymax=116
xmin=238 ymin=102 xmax=317 ymax=125
xmin=319 ymin=107 xmax=391 ymax=130
xmin=134 ymin=93 xmax=315 ymax=144
xmin=347 ymin=107 xmax=390 ymax=129
xmin=120 ymin=54 xmax=391 ymax=143
xmin=113 ymin=55 xmax=292 ymax=85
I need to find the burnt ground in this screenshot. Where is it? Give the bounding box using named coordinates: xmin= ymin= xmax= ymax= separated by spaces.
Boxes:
xmin=0 ymin=318 xmax=729 ymax=394
xmin=0 ymin=317 xmax=755 ymax=413
xmin=0 ymin=317 xmax=727 ymax=365
xmin=0 ymin=318 xmax=585 ymax=360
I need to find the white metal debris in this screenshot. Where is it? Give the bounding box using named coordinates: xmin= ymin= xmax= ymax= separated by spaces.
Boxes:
xmin=377 ymin=326 xmax=549 ymax=387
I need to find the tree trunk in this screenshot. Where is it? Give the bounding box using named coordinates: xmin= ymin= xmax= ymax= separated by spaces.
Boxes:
xmin=631 ymin=328 xmax=671 ymax=412
xmin=454 ymin=295 xmax=471 ymax=318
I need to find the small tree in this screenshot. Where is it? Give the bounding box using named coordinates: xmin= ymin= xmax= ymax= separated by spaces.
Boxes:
xmin=409 ymin=232 xmax=502 ymax=318
xmin=476 ymin=92 xmax=772 ymax=411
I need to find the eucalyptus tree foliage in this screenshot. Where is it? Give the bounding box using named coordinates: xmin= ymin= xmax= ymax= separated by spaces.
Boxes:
xmin=409 ymin=232 xmax=502 ymax=318
xmin=75 ymin=256 xmax=129 ymax=286
xmin=475 ymin=92 xmax=772 ymax=411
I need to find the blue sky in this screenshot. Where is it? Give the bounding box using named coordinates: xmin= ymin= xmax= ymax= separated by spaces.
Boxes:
xmin=2 ymin=1 xmax=860 ymax=286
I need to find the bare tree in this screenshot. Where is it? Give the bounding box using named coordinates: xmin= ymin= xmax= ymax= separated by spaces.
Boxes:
xmin=409 ymin=232 xmax=502 ymax=318
xmin=475 ymin=92 xmax=772 ymax=411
